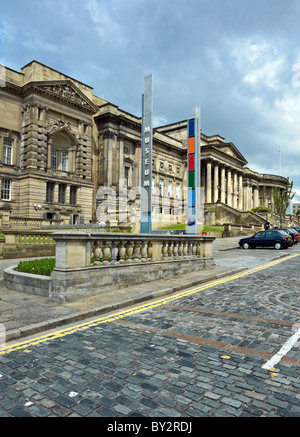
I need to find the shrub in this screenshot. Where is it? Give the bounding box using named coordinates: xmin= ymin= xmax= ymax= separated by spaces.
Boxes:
xmin=17 ymin=258 xmax=55 ymax=276
xmin=251 ymin=206 xmax=268 ymax=213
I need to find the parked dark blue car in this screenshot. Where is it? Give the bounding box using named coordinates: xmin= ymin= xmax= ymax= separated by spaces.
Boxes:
xmin=239 ymin=229 xmax=291 ymax=250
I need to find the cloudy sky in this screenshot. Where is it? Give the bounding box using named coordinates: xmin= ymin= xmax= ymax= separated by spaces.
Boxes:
xmin=1 ymin=0 xmax=300 ymax=202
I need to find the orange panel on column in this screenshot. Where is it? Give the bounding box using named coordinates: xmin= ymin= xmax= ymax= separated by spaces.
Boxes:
xmin=188 ymin=137 xmax=195 ymax=154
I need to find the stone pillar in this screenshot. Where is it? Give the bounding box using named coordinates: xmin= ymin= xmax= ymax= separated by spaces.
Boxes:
xmin=214 ymin=163 xmax=219 ymax=203
xmin=227 ymin=168 xmax=232 ymax=207
xmin=254 ymin=186 xmax=259 ymax=208
xmin=103 ymin=130 xmax=115 ymax=187
xmin=118 ymin=134 xmax=124 ymax=183
xmin=220 ymin=166 xmax=226 ymax=203
xmin=238 ymin=174 xmax=243 ymax=210
xmin=233 ymin=172 xmax=238 ymax=209
xmin=47 ymin=138 xmax=52 ymax=168
xmin=69 ymin=147 xmax=76 ymax=173
xmin=206 ymin=160 xmax=212 ymax=203
xmin=243 ymin=182 xmax=249 ymax=210
xmin=248 ymin=184 xmax=253 ymax=210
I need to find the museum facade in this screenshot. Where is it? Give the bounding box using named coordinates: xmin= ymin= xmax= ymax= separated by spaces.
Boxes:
xmin=0 ymin=60 xmax=288 ymax=228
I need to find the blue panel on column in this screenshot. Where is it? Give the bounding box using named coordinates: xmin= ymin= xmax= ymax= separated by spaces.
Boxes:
xmin=188 ymin=189 xmax=195 ymax=207
xmin=188 ymin=119 xmax=195 ymax=138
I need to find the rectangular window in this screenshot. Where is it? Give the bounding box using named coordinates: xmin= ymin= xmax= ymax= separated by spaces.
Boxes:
xmin=1 ymin=179 xmax=11 ymax=200
xmin=168 ymin=181 xmax=172 ymax=197
xmin=46 ymin=182 xmax=55 ymax=203
xmin=152 ymin=177 xmax=155 ymax=194
xmin=3 ymin=138 xmax=12 ymax=165
xmin=159 ymin=179 xmax=164 ymax=196
xmin=51 ymin=150 xmax=58 ymax=169
xmin=176 ymin=183 xmax=180 ymax=199
xmin=70 ymin=186 xmax=77 ymax=205
xmin=124 ymin=166 xmax=130 ymax=187
xmin=58 ymin=184 xmax=66 ymax=204
xmin=61 ymin=151 xmax=69 ymax=171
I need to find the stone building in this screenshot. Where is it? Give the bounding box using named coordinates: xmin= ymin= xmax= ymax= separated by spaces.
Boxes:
xmin=0 ymin=60 xmax=288 ymax=228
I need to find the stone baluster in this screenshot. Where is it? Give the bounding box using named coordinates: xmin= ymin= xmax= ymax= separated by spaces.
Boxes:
xmin=125 ymin=242 xmax=134 ymax=262
xmin=178 ymin=241 xmax=183 ymax=257
xmin=168 ymin=241 xmax=174 ymax=258
xmin=196 ymin=242 xmax=201 ymax=258
xmin=111 ymin=241 xmax=119 ymax=263
xmin=141 ymin=241 xmax=148 ymax=262
xmin=133 ymin=241 xmax=142 ymax=262
xmin=162 ymin=241 xmax=169 ymax=259
xmin=147 ymin=241 xmax=153 ymax=261
xmin=118 ymin=241 xmax=126 ymax=263
xmin=183 ymin=242 xmax=188 ymax=258
xmin=103 ymin=240 xmax=112 ymax=264
xmin=173 ymin=242 xmax=179 ymax=258
xmin=93 ymin=241 xmax=103 ymax=264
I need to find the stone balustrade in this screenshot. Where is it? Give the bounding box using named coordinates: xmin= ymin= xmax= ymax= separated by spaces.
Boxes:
xmin=47 ymin=232 xmax=215 ymax=303
xmin=51 ymin=232 xmax=215 ymax=269
xmin=0 ymin=230 xmax=56 ymax=259
xmin=3 ymin=232 xmax=216 ymax=304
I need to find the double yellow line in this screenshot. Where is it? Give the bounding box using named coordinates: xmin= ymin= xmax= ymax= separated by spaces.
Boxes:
xmin=0 ymin=254 xmax=298 ymax=356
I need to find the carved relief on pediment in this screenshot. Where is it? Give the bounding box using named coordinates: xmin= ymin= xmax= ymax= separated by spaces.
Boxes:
xmin=48 ymin=119 xmax=72 ymax=135
xmin=41 ymin=84 xmax=90 ymax=109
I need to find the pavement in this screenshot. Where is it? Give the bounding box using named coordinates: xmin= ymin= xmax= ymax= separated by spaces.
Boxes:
xmin=0 ymin=236 xmax=292 ymax=344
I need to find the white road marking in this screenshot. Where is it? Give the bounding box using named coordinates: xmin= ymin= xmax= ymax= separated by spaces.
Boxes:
xmin=262 ymin=327 xmax=300 ymax=370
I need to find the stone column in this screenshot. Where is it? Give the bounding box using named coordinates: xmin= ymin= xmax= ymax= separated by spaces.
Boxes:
xmin=214 ymin=163 xmax=219 ymax=203
xmin=248 ymin=184 xmax=253 ymax=210
xmin=206 ymin=160 xmax=212 ymax=203
xmin=233 ymin=172 xmax=238 ymax=209
xmin=118 ymin=134 xmax=124 ymax=183
xmin=238 ymin=174 xmax=243 ymax=210
xmin=227 ymin=168 xmax=232 ymax=207
xmin=254 ymin=186 xmax=259 ymax=208
xmin=243 ymin=182 xmax=249 ymax=210
xmin=220 ymin=165 xmax=226 ymax=203
xmin=103 ymin=130 xmax=115 ymax=187
xmin=47 ymin=138 xmax=52 ymax=168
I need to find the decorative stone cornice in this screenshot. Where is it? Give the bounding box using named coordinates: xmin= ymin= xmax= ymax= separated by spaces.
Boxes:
xmin=21 ymin=102 xmax=48 ymax=113
xmin=103 ymin=129 xmax=117 ymax=140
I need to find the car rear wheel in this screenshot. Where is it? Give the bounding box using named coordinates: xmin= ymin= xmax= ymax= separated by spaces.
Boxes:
xmin=242 ymin=242 xmax=250 ymax=249
xmin=274 ymin=242 xmax=282 ymax=250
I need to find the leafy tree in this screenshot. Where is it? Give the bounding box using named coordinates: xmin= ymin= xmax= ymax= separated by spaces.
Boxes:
xmin=273 ymin=177 xmax=295 ymax=226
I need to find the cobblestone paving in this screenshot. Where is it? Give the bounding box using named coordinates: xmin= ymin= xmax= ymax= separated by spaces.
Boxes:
xmin=0 ymin=247 xmax=299 ymax=417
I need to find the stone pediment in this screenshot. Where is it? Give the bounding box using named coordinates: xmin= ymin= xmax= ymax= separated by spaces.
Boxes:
xmin=23 ymin=80 xmax=99 ymax=113
xmin=210 ymin=142 xmax=248 ymax=166
xmin=48 ymin=121 xmax=79 ymax=146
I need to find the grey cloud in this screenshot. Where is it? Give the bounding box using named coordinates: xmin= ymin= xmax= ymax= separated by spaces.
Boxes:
xmin=1 ymin=0 xmax=300 ymax=201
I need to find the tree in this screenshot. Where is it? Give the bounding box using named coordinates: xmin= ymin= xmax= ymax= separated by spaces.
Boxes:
xmin=273 ymin=177 xmax=295 ymax=226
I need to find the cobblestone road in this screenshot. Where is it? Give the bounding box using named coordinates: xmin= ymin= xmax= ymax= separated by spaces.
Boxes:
xmin=0 ymin=246 xmax=299 ymax=418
